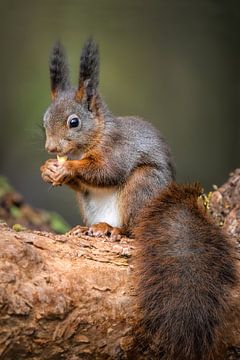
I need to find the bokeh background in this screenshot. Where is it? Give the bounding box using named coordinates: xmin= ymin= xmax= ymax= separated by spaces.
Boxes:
xmin=0 ymin=0 xmax=239 ymax=226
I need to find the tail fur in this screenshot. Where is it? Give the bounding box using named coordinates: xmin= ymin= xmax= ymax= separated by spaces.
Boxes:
xmin=134 ymin=183 xmax=237 ymax=360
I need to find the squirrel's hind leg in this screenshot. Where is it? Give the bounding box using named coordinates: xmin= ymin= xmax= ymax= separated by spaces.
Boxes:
xmin=119 ymin=166 xmax=167 ymax=233
xmin=67 ymin=223 xmax=124 ymax=241
xmin=66 ymin=225 xmax=89 ymax=237
xmin=87 ymin=222 xmax=123 ymax=241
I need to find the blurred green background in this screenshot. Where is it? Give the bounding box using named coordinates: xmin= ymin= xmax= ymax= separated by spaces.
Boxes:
xmin=0 ymin=0 xmax=239 ymax=226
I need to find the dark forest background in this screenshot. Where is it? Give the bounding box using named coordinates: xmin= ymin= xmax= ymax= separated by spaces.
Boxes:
xmin=0 ymin=0 xmax=239 ymax=226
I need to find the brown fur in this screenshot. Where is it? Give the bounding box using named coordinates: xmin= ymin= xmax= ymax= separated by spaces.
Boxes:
xmin=51 ymin=89 xmax=57 ymax=100
xmin=67 ymin=222 xmax=122 ymax=240
xmin=75 ymin=83 xmax=85 ymax=102
xmin=133 ymin=183 xmax=237 ymax=360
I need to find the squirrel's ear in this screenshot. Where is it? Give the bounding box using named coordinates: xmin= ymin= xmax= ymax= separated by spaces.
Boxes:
xmin=76 ymin=38 xmax=99 ymax=111
xmin=49 ymin=42 xmax=70 ymax=100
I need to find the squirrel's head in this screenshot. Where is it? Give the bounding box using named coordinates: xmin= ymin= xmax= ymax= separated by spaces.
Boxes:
xmin=43 ymin=39 xmax=102 ymax=158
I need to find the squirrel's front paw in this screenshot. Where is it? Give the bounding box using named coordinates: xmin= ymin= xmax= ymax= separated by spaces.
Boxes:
xmin=40 ymin=159 xmax=59 ymax=184
xmin=51 ymin=161 xmax=74 ymax=186
xmin=40 ymin=159 xmax=74 ymax=186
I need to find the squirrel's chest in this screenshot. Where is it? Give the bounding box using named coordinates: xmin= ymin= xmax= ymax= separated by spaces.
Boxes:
xmin=78 ymin=187 xmax=122 ymax=227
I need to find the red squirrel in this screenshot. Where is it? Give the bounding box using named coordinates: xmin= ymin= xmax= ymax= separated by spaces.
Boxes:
xmin=40 ymin=39 xmax=237 ymax=359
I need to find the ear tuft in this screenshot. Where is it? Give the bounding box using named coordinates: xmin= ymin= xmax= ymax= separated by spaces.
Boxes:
xmin=49 ymin=41 xmax=70 ymax=99
xmin=76 ymin=38 xmax=99 ymax=105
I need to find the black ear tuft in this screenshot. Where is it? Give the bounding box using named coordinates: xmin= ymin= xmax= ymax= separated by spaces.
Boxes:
xmin=49 ymin=41 xmax=70 ymax=99
xmin=76 ymin=38 xmax=99 ymax=104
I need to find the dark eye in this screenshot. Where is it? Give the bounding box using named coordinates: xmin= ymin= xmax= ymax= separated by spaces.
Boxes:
xmin=67 ymin=114 xmax=81 ymax=129
xmin=69 ymin=117 xmax=79 ymax=128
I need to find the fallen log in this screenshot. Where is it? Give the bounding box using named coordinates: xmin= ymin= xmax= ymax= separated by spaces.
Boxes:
xmin=0 ymin=170 xmax=240 ymax=359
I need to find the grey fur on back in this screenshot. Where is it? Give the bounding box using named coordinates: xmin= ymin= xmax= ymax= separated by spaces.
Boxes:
xmin=101 ymin=113 xmax=176 ymax=186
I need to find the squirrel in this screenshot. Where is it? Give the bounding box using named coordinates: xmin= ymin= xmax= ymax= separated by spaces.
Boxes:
xmin=40 ymin=39 xmax=237 ymax=359
xmin=40 ymin=39 xmax=175 ymax=238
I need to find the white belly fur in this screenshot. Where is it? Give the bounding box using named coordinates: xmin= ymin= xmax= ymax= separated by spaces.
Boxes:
xmin=82 ymin=187 xmax=122 ymax=227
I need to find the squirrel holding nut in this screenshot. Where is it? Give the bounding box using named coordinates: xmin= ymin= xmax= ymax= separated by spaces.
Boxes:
xmin=40 ymin=39 xmax=237 ymax=359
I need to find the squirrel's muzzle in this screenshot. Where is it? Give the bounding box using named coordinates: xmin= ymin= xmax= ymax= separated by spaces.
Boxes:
xmin=45 ymin=139 xmax=58 ymax=154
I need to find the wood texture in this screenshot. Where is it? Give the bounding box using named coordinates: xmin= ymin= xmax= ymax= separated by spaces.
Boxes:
xmin=0 ymin=170 xmax=240 ymax=359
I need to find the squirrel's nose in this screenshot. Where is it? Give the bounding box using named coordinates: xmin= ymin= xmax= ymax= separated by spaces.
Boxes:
xmin=45 ymin=141 xmax=58 ymax=154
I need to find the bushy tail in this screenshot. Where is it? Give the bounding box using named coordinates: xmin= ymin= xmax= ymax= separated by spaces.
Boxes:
xmin=134 ymin=183 xmax=237 ymax=360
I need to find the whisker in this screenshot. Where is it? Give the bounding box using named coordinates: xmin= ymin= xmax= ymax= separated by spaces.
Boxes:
xmin=48 ymin=185 xmax=54 ymax=192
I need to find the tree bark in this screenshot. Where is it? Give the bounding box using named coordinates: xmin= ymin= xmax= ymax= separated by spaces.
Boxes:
xmin=0 ymin=170 xmax=240 ymax=360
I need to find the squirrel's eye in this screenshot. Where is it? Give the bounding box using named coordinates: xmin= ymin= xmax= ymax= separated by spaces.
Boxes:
xmin=69 ymin=118 xmax=79 ymax=128
xmin=67 ymin=115 xmax=80 ymax=129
